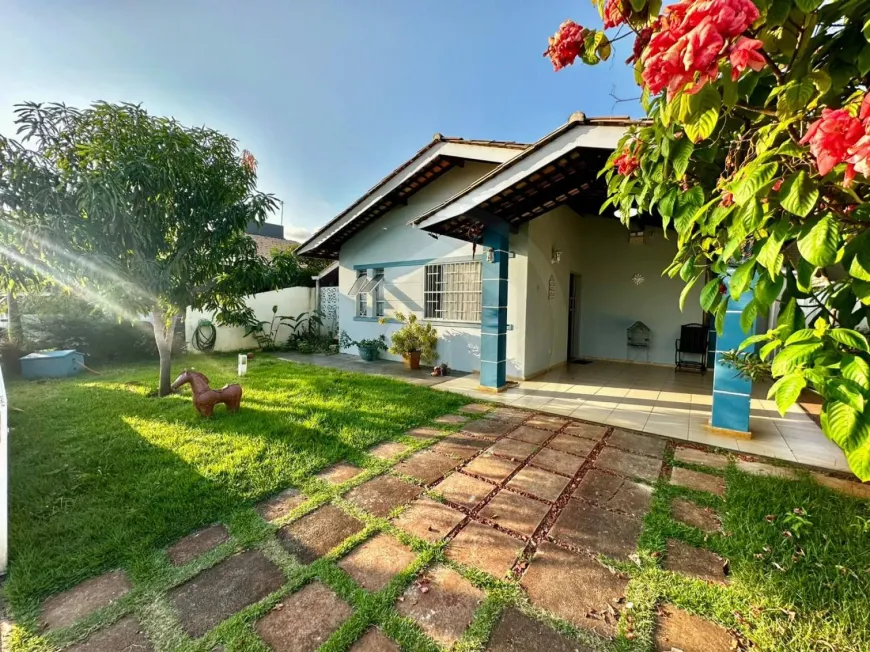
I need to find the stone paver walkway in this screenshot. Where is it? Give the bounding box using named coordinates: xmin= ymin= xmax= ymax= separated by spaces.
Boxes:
xmin=33 ymin=401 xmax=869 ymax=651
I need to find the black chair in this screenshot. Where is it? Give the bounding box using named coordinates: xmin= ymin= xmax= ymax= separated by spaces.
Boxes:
xmin=675 ymin=323 xmax=708 ymax=373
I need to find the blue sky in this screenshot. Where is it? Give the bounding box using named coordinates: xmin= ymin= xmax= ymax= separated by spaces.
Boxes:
xmin=0 ymin=1 xmax=641 ymax=241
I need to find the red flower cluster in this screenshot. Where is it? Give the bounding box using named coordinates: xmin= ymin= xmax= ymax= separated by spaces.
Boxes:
xmin=729 ymin=37 xmax=765 ymax=80
xmin=613 ymin=147 xmax=640 ymax=176
xmin=544 ymin=20 xmax=586 ymax=71
xmin=603 ymin=0 xmax=628 ymax=29
xmin=241 ymin=150 xmax=257 ymax=173
xmin=801 ymin=95 xmax=870 ymax=186
xmin=641 ymin=0 xmax=760 ymax=99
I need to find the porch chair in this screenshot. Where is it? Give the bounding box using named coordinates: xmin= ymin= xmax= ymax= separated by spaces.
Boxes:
xmin=675 ymin=323 xmax=708 ymax=373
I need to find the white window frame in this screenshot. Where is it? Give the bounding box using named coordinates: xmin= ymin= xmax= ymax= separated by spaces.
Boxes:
xmin=424 ymin=261 xmax=482 ymax=323
xmin=373 ymin=268 xmax=385 ymax=317
xmin=356 ymin=269 xmax=368 ymax=317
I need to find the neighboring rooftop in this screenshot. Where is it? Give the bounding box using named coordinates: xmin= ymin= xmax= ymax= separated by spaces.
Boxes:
xmin=295 ymin=135 xmax=529 ymax=260
xmin=245 ymin=221 xmax=298 ymax=260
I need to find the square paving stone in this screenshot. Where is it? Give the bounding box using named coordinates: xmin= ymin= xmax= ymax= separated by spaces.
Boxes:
xmin=460 ymin=403 xmax=492 ymax=414
xmin=812 ymin=472 xmax=870 ymax=499
xmin=655 ymin=604 xmax=733 ymax=652
xmin=66 ymin=616 xmax=152 ymax=652
xmin=488 ymin=438 xmax=538 ymax=461
xmin=435 ymin=472 xmax=495 ymax=509
xmin=447 ymin=522 xmax=525 ymax=577
xmin=40 ymin=570 xmax=132 ymax=631
xmin=406 ymin=426 xmax=447 ymax=442
xmin=488 ymin=407 xmax=529 ymax=423
xmin=431 ymin=435 xmax=489 ymax=461
xmin=671 ymin=498 xmax=721 ymax=533
xmin=171 ymin=550 xmax=285 ymax=638
xmin=277 ymin=505 xmax=365 ymax=564
xmin=394 ymin=450 xmax=459 ymax=484
xmin=525 ymin=414 xmax=569 ymax=432
xmin=256 ymin=581 xmax=352 ymax=652
xmin=530 ymin=448 xmax=584 ymax=477
xmin=595 ymin=447 xmax=662 ymax=482
xmin=673 ymin=447 xmax=729 ymax=470
xmin=478 ymin=490 xmax=550 ymax=537
xmin=367 ymin=441 xmax=409 ymax=461
xmin=508 ymin=425 xmax=553 ymax=446
xmin=564 ymin=423 xmax=607 ymax=440
xmin=522 ymin=542 xmax=627 ymax=638
xmin=435 ymin=413 xmax=470 ymax=425
xmin=735 ymin=459 xmax=799 ymax=480
xmin=664 ymin=539 xmax=728 ymax=584
xmin=550 ymin=500 xmax=642 ymax=560
xmin=463 ymin=454 xmax=523 ymax=483
xmin=316 ymin=462 xmax=364 ymax=485
xmin=670 ymin=467 xmax=726 ymax=497
xmin=350 ymin=628 xmax=401 ymax=651
xmin=392 ymin=498 xmax=466 ymax=543
xmin=167 ymin=524 xmax=229 ymax=566
xmin=462 ymin=418 xmax=516 ymax=439
xmin=574 ymin=470 xmax=653 ymax=517
xmin=608 ymin=430 xmax=666 ymax=458
xmin=547 ymin=433 xmax=596 ymax=458
xmin=338 ymin=534 xmax=417 ymax=592
xmin=486 ymin=607 xmax=591 ymax=652
xmin=395 ymin=565 xmax=485 ymax=648
xmin=507 ymin=467 xmax=571 ymax=502
xmin=256 ymin=488 xmax=307 ymax=522
xmin=345 ymin=475 xmax=422 ymax=517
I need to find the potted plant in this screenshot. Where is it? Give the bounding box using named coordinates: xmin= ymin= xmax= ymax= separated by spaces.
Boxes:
xmin=339 ymin=331 xmax=387 ymax=362
xmin=380 ymin=311 xmax=438 ymax=370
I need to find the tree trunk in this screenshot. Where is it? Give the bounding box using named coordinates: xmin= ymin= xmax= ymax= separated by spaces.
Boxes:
xmin=6 ymin=290 xmax=24 ymax=346
xmin=152 ymin=308 xmax=179 ymax=397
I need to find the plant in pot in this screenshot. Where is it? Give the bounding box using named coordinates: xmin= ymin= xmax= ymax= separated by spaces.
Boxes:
xmin=339 ymin=331 xmax=387 ymax=362
xmin=380 ymin=311 xmax=438 ymax=370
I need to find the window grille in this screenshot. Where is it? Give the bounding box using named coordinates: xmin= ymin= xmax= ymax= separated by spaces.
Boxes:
xmin=424 ymin=261 xmax=482 ymax=322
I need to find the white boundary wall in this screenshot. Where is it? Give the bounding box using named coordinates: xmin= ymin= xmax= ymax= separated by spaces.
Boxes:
xmin=0 ymin=366 xmax=7 ymax=574
xmin=186 ymin=286 xmax=315 ymax=353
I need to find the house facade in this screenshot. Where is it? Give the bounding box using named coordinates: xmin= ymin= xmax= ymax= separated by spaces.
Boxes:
xmin=298 ymin=115 xmax=708 ymax=386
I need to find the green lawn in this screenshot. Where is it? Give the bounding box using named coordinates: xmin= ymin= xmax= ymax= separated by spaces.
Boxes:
xmin=5 ymin=355 xmax=870 ymax=652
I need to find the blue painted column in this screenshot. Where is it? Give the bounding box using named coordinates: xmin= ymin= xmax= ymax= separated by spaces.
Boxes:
xmin=479 ymin=223 xmax=509 ymax=391
xmin=710 ymin=276 xmax=753 ymax=433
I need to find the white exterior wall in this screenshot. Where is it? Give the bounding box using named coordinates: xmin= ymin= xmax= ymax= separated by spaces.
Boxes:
xmin=186 ymin=286 xmax=315 ymax=352
xmin=337 ymin=162 xmax=524 ymax=377
xmin=524 ymin=207 xmax=703 ymax=374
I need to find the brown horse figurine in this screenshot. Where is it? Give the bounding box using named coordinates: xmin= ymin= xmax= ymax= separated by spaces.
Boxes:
xmin=171 ymin=369 xmax=242 ymax=417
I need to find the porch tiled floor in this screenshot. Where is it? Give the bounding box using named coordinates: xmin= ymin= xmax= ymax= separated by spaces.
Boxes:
xmin=438 ymin=361 xmax=848 ymax=473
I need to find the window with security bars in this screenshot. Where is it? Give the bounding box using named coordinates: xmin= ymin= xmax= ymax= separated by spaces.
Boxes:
xmin=424 ymin=261 xmax=482 ymax=322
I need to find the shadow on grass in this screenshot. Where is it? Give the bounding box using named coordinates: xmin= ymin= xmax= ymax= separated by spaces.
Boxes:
xmin=5 ymin=356 xmax=466 ymax=615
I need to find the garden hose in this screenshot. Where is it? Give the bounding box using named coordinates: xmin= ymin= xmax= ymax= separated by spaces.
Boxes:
xmin=191 ymin=319 xmax=217 ymax=352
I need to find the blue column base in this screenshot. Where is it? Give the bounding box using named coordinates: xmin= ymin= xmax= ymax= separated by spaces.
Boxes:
xmin=479 ymin=224 xmax=509 ymax=390
xmin=710 ymin=274 xmax=753 ymax=434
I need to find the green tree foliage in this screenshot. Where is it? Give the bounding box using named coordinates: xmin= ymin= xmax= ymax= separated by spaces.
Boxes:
xmin=0 ymin=102 xmax=277 ymax=395
xmin=548 ymin=0 xmax=870 ymax=478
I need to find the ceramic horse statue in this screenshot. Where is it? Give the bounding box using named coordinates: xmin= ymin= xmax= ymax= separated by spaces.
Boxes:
xmin=171 ymin=369 xmax=242 ymax=417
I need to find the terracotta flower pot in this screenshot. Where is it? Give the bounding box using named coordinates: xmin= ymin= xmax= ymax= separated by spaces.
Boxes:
xmin=403 ymin=351 xmax=421 ymax=370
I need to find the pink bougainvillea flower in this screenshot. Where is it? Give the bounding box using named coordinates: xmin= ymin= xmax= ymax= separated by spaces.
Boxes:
xmin=613 ymin=147 xmax=640 ymax=176
xmin=241 ymin=149 xmax=257 ymax=173
xmin=690 ymin=0 xmax=760 ymax=39
xmin=801 ymin=108 xmax=864 ymax=179
xmin=860 ymin=92 xmax=870 ymax=121
xmin=603 ymin=0 xmax=628 ymax=29
xmin=545 ymin=20 xmax=586 ymax=71
xmin=729 ymin=37 xmax=765 ymax=80
xmin=772 ymin=179 xmax=783 ymax=192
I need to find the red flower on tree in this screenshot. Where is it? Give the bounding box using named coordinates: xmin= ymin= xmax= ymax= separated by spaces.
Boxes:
xmin=544 ymin=20 xmax=586 ymax=71
xmin=602 ymin=0 xmax=628 ymax=29
xmin=241 ymin=150 xmax=257 ymax=173
xmin=729 ymin=37 xmax=765 ymax=80
xmin=800 ymin=108 xmax=864 ymax=184
xmin=613 ymin=147 xmax=640 ymax=176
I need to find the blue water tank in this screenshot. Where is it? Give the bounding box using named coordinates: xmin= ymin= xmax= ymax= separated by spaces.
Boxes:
xmin=19 ymin=350 xmax=85 ymax=379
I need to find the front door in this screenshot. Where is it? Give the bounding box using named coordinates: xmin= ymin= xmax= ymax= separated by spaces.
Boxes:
xmin=567 ymin=273 xmax=582 ymax=361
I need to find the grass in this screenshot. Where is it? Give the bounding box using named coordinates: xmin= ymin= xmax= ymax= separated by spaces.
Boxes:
xmin=4 ymin=354 xmax=870 ymax=652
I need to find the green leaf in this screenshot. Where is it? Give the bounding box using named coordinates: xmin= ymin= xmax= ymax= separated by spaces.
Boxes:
xmin=684 ymin=85 xmax=720 ymax=143
xmin=829 ymin=329 xmax=870 ymax=352
xmin=779 ymin=171 xmax=818 ymax=217
xmin=776 ymin=297 xmax=806 ymax=340
xmin=841 ymin=354 xmax=870 ymax=387
xmin=797 ymin=214 xmax=840 ymax=267
xmin=755 ymin=272 xmax=784 ymax=306
xmin=796 ymin=258 xmax=815 ymax=293
xmin=794 ymin=0 xmax=822 ymax=12
xmin=768 ymin=373 xmax=806 ymax=416
xmin=785 ymin=329 xmax=819 ymax=345
xmin=767 ymin=0 xmax=791 ymax=25
xmin=700 ymin=278 xmax=723 ymax=312
xmin=730 ymin=260 xmax=755 ymax=300
xmin=670 ymin=138 xmax=694 ymax=178
xmin=658 ymin=187 xmax=678 ymax=231
xmin=739 ymin=333 xmax=771 ymax=351
xmin=771 ymin=342 xmax=824 ymax=376
xmin=830 ymin=380 xmax=866 ymax=413
xmin=679 ymin=257 xmax=696 ymax=282
xmin=756 ymin=219 xmax=790 ymax=278
xmin=714 ymin=298 xmax=728 ymax=335
xmin=680 ymin=271 xmax=704 ymax=311
xmin=760 ymin=339 xmax=781 ymax=360
xmin=777 ymin=79 xmax=816 ymax=118
xmin=721 ymin=71 xmax=738 ymax=109
xmin=736 ymin=199 xmax=765 ymax=232
xmin=741 ymin=299 xmax=759 ymax=333
xmin=822 ymin=401 xmax=861 ymax=451
xmin=848 ymin=247 xmax=870 ymax=282
xmin=855 ymin=280 xmax=870 ymax=305
xmin=734 ymin=162 xmax=778 ymax=204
